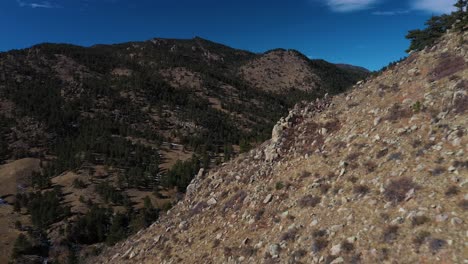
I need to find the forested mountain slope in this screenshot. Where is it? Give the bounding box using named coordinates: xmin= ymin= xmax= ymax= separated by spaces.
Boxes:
xmin=0 ymin=37 xmax=367 ymax=262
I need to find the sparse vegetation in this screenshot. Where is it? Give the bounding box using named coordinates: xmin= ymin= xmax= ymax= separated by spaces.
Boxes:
xmin=385 ymin=104 xmax=413 ymax=122
xmin=280 ymin=228 xmax=298 ymax=241
xmin=413 ymin=231 xmax=431 ymax=248
xmin=383 ymin=177 xmax=418 ymax=203
xmin=445 ymin=186 xmax=460 ymax=196
xmin=353 ymin=184 xmax=370 ymax=196
xmin=319 ymin=183 xmax=331 ymax=194
xmin=298 ymin=195 xmax=321 ymax=208
xmin=382 ymin=225 xmax=399 ymax=243
xmin=412 ymin=215 xmax=430 ymax=226
xmin=275 ymin=181 xmax=284 ymax=190
xmin=429 ymin=238 xmax=447 ymax=254
xmin=341 ymin=241 xmax=354 ymax=252
xmin=312 ymin=237 xmax=328 ymax=253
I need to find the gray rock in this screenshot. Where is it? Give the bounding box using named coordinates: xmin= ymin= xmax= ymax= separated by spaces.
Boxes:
xmin=269 ymin=244 xmax=280 ymax=258
xmin=451 ymin=217 xmax=463 ymax=225
xmin=263 ymin=194 xmax=273 ymax=204
xmin=330 ymin=243 xmax=342 ymax=256
xmin=179 ymin=221 xmax=188 ymax=229
xmin=330 ymin=257 xmax=344 ymax=264
xmin=435 ymin=214 xmax=448 ymax=222
xmin=207 ymin=197 xmax=217 ymax=206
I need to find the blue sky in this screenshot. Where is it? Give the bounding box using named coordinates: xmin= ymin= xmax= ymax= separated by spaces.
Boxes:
xmin=0 ymin=0 xmax=457 ymax=70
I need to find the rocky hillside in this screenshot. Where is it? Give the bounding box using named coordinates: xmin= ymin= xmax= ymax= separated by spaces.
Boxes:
xmin=92 ymin=31 xmax=467 ymax=263
xmin=0 ymin=37 xmax=367 ymax=262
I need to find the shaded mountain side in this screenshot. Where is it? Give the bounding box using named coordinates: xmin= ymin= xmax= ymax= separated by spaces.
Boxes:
xmin=91 ymin=31 xmax=467 ymax=264
xmin=0 ymin=37 xmax=367 ymax=262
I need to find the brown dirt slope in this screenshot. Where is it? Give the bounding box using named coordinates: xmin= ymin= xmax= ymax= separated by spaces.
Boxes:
xmin=94 ymin=31 xmax=467 ymax=263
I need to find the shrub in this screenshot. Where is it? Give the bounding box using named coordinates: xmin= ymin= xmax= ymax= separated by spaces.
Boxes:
xmin=412 ymin=101 xmax=422 ymax=113
xmin=255 ymin=208 xmax=265 ymax=221
xmin=412 ymin=215 xmax=430 ymax=226
xmin=354 ymin=184 xmax=370 ymax=195
xmin=413 ymin=231 xmax=431 ymax=248
xmin=300 ymin=171 xmax=312 ymax=179
xmin=376 ymin=148 xmax=388 ymax=159
xmin=429 ymin=238 xmax=446 ymax=253
xmin=320 ymin=183 xmax=331 ymax=194
xmin=341 ymin=241 xmax=354 ymax=252
xmin=298 ymin=195 xmax=321 ymax=208
xmin=280 ymin=228 xmax=298 ymax=241
xmin=275 ymin=181 xmax=284 ymax=190
xmin=364 ymin=161 xmax=377 ymax=173
xmin=382 ymin=225 xmax=399 ymax=243
xmin=458 ymin=200 xmax=468 ymax=210
xmin=189 ymin=201 xmax=207 ymax=216
xmin=346 ymin=152 xmax=361 ymax=161
xmin=383 ymin=177 xmax=417 ymax=203
xmin=385 ymin=104 xmax=412 ymax=122
xmin=312 ymin=237 xmax=328 ymax=253
xmin=348 ymin=176 xmax=358 ymax=183
xmin=445 ymin=186 xmax=459 ymax=196
xmin=453 ymin=94 xmax=468 ymax=114
xmin=388 ymin=152 xmax=402 ymax=161
xmin=291 ymin=249 xmax=307 ymax=260
xmin=312 ymin=229 xmax=327 ymax=238
xmin=431 ymin=167 xmax=445 ymax=176
xmin=223 ymin=190 xmax=247 ymax=212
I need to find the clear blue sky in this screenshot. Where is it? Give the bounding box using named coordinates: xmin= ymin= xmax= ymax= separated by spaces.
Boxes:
xmin=0 ymin=0 xmax=457 ymax=70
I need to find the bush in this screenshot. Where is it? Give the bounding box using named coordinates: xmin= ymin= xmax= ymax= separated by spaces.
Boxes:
xmin=412 ymin=215 xmax=430 ymax=226
xmin=280 ymin=228 xmax=298 ymax=242
xmin=364 ymin=161 xmax=377 ymax=173
xmin=376 ymin=148 xmax=388 ymax=159
xmin=320 ymin=183 xmax=331 ymax=194
xmin=412 ymin=101 xmax=422 ymax=113
xmin=383 ymin=177 xmax=418 ymax=203
xmin=429 ymin=238 xmax=446 ymax=253
xmin=445 ymin=186 xmax=459 ymax=196
xmin=312 ymin=237 xmax=328 ymax=253
xmin=341 ymin=241 xmax=354 ymax=252
xmin=354 ymin=184 xmax=370 ymax=195
xmin=382 ymin=225 xmax=399 ymax=243
xmin=413 ymin=231 xmax=431 ymax=248
xmin=275 ymin=181 xmax=284 ymax=190
xmin=385 ymin=104 xmax=412 ymax=122
xmin=298 ymin=195 xmax=321 ymax=208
